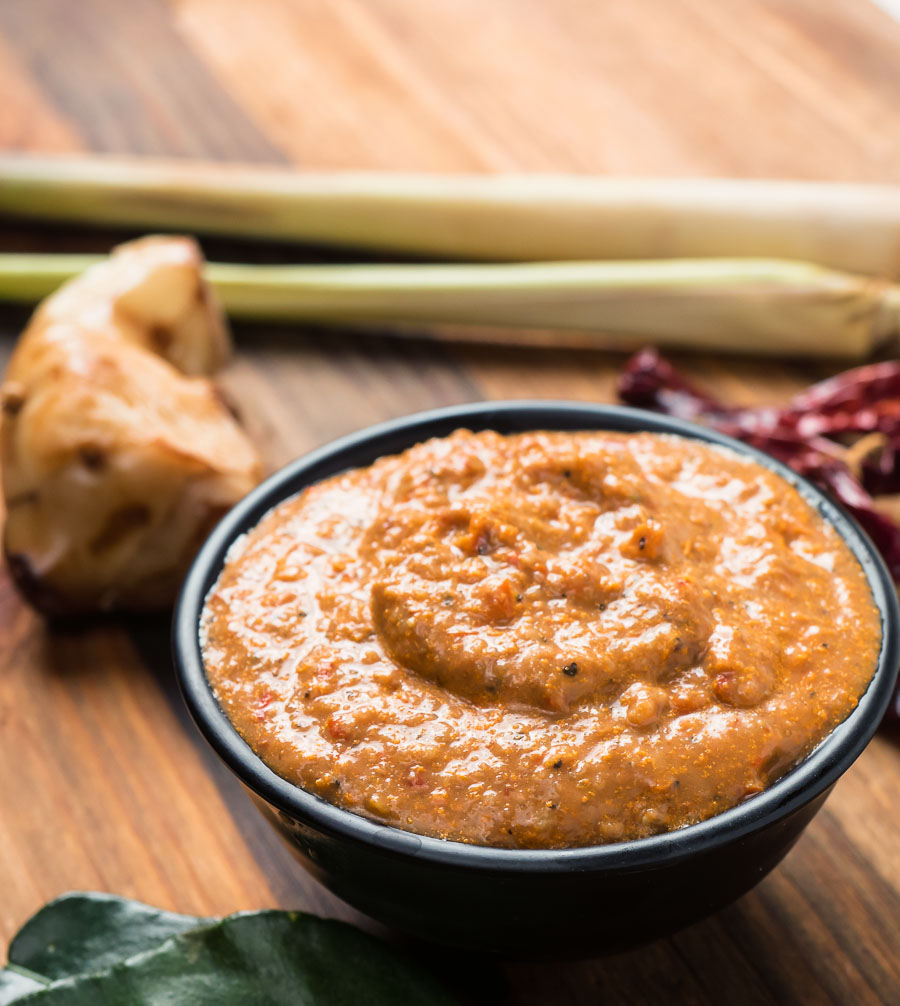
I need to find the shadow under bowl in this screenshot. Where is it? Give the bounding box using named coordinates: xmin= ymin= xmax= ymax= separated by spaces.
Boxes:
xmin=173 ymin=401 xmax=900 ymax=955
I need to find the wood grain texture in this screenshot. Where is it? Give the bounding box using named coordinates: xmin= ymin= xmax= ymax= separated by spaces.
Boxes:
xmin=0 ymin=1 xmax=899 ymax=1003
xmin=0 ymin=0 xmax=286 ymax=161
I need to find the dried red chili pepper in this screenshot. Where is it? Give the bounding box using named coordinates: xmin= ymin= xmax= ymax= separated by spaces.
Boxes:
xmin=618 ymin=349 xmax=900 ymax=727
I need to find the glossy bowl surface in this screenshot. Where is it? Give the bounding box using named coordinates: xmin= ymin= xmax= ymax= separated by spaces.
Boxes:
xmin=174 ymin=402 xmax=900 ymax=954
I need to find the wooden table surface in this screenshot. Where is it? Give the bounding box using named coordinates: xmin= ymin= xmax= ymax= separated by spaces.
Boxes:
xmin=1 ymin=1 xmax=899 ymax=1003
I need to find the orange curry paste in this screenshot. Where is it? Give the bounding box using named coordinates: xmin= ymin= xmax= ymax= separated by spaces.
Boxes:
xmin=201 ymin=430 xmax=881 ymax=848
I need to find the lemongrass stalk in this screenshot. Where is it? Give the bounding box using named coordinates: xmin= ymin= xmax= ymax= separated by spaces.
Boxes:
xmin=0 ymin=253 xmax=897 ymax=359
xmin=0 ymin=253 xmax=101 ymax=303
xmin=2 ymin=156 xmax=900 ymax=279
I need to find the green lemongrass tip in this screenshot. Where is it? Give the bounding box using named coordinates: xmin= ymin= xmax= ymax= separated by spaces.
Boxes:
xmin=0 ymin=253 xmax=896 ymax=358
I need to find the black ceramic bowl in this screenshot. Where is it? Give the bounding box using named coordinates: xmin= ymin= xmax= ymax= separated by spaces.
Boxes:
xmin=174 ymin=402 xmax=899 ymax=955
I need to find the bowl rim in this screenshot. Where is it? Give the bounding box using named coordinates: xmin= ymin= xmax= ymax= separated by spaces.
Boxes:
xmin=173 ymin=400 xmax=900 ymax=873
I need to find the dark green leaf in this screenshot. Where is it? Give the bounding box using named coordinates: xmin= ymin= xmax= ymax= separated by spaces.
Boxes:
xmin=13 ymin=911 xmax=458 ymax=1005
xmin=0 ymin=967 xmax=46 ymax=1005
xmin=8 ymin=893 xmax=207 ymax=982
